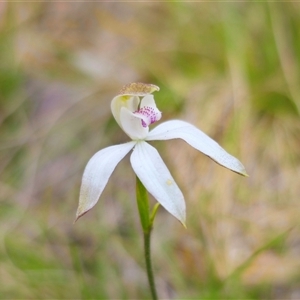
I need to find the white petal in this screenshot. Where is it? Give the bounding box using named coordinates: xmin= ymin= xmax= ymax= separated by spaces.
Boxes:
xmin=76 ymin=141 xmax=136 ymax=220
xmin=130 ymin=141 xmax=186 ymax=225
xmin=111 ymin=95 xmax=139 ymax=128
xmin=120 ymin=107 xmax=149 ymax=140
xmin=140 ymin=94 xmax=157 ymax=109
xmin=139 ymin=94 xmax=162 ymax=123
xmin=146 ymin=120 xmax=248 ymax=176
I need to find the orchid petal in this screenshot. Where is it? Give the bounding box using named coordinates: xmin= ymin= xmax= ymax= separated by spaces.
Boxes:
xmin=111 ymin=95 xmax=139 ymax=129
xmin=120 ymin=107 xmax=149 ymax=140
xmin=76 ymin=141 xmax=136 ymax=220
xmin=137 ymin=94 xmax=162 ymax=125
xmin=130 ymin=141 xmax=186 ymax=225
xmin=146 ymin=120 xmax=248 ymax=176
xmin=140 ymin=94 xmax=160 ymax=112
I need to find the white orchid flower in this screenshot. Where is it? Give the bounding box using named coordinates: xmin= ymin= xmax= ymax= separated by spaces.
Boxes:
xmin=76 ymin=83 xmax=247 ymax=225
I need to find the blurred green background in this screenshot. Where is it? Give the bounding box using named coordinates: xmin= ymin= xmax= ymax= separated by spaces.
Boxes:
xmin=1 ymin=2 xmax=300 ymax=299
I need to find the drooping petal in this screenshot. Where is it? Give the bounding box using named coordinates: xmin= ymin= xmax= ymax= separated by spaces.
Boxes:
xmin=76 ymin=141 xmax=136 ymax=221
xmin=111 ymin=95 xmax=139 ymax=129
xmin=146 ymin=120 xmax=248 ymax=176
xmin=120 ymin=107 xmax=149 ymax=140
xmin=130 ymin=141 xmax=186 ymax=225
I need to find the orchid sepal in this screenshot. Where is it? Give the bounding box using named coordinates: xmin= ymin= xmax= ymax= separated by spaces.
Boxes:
xmin=76 ymin=141 xmax=136 ymax=221
xmin=146 ymin=120 xmax=248 ymax=176
xmin=130 ymin=141 xmax=186 ymax=226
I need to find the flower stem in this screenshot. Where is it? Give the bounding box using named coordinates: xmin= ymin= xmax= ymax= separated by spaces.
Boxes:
xmin=136 ymin=176 xmax=159 ymax=300
xmin=143 ymin=228 xmax=158 ymax=300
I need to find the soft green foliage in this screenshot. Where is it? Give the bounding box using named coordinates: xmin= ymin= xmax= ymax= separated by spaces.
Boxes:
xmin=1 ymin=2 xmax=300 ymax=299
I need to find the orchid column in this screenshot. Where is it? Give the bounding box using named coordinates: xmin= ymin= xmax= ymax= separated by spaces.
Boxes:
xmin=76 ymin=83 xmax=247 ymax=299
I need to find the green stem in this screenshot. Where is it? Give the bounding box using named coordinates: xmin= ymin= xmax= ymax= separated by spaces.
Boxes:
xmin=143 ymin=228 xmax=158 ymax=300
xmin=136 ymin=176 xmax=159 ymax=300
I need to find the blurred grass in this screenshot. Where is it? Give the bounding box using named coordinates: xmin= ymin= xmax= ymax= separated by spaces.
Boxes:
xmin=1 ymin=2 xmax=300 ymax=299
